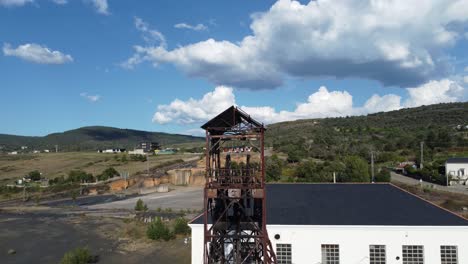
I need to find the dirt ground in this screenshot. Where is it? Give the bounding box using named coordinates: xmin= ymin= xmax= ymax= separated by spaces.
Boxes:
xmin=0 ymin=211 xmax=191 ymax=264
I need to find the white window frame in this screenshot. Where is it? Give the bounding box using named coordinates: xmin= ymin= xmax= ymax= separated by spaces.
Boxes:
xmin=441 ymin=245 xmax=458 ymax=264
xmin=402 ymin=245 xmax=424 ymax=264
xmin=321 ymin=244 xmax=340 ymax=264
xmin=276 ymin=243 xmax=292 ymax=264
xmin=370 ymin=245 xmax=386 ymax=264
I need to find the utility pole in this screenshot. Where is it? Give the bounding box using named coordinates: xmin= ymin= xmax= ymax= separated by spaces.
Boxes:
xmin=420 ymin=141 xmax=424 ymax=169
xmin=333 ymin=172 xmax=336 ymax=183
xmin=55 ymin=145 xmax=58 ymax=153
xmin=146 ymin=154 xmax=150 ymax=176
xmin=371 ymin=151 xmax=375 ymax=183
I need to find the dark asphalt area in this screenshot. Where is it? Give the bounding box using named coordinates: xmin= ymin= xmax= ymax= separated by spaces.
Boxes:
xmin=0 ymin=212 xmax=190 ymax=264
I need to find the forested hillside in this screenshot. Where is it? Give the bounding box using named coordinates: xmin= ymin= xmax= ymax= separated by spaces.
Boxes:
xmin=264 ymin=102 xmax=468 ymax=183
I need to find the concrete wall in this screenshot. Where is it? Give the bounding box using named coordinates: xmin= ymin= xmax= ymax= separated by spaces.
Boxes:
xmin=189 ymin=224 xmax=468 ymax=264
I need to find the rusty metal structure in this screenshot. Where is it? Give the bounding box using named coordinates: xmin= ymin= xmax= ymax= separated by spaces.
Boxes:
xmin=201 ymin=106 xmax=276 ymax=264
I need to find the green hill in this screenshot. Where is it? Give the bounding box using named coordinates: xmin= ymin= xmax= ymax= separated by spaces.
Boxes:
xmin=0 ymin=126 xmax=203 ymax=152
xmin=265 ymin=102 xmax=468 ymax=161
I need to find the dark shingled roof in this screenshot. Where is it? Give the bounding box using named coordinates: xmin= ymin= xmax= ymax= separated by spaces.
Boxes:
xmin=446 ymin=157 xmax=468 ymax=164
xmin=191 ymin=184 xmax=468 ymax=226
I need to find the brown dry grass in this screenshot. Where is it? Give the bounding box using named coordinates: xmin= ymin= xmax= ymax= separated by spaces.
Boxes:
xmin=0 ymin=152 xmax=200 ymax=182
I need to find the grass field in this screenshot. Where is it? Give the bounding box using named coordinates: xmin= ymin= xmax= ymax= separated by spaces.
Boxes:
xmin=0 ymin=152 xmax=200 ymax=182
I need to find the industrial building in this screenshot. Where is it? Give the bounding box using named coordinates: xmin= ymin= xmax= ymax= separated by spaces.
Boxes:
xmin=446 ymin=157 xmax=468 ymax=185
xmin=190 ymin=183 xmax=468 ymax=264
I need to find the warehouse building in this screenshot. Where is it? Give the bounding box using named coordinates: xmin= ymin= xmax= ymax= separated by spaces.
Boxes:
xmin=190 ymin=183 xmax=468 ymax=264
xmin=446 ymin=157 xmax=468 ymax=185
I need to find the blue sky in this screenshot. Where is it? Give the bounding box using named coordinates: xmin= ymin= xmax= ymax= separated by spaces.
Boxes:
xmin=1 ymin=0 xmax=467 ymax=136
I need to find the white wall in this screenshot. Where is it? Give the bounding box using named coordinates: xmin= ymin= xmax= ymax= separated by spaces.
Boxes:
xmin=446 ymin=163 xmax=468 ymax=182
xmin=190 ymin=224 xmax=468 ymax=264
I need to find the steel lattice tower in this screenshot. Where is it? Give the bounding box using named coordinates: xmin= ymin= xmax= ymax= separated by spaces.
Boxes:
xmin=201 ymin=106 xmax=276 ymax=264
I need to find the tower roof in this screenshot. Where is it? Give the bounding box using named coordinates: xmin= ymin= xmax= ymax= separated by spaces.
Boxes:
xmin=201 ymin=106 xmax=263 ymax=133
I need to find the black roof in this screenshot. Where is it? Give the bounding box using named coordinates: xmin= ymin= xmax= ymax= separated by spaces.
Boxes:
xmin=201 ymin=106 xmax=262 ymax=131
xmin=446 ymin=157 xmax=468 ymax=164
xmin=191 ymin=184 xmax=467 ymax=226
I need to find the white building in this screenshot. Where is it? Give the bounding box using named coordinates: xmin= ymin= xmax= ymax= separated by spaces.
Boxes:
xmin=446 ymin=157 xmax=468 ymax=185
xmin=190 ymin=183 xmax=468 ymax=264
xmin=128 ymin=149 xmax=145 ymax=155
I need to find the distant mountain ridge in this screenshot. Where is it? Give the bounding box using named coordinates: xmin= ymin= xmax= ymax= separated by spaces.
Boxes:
xmin=0 ymin=126 xmax=204 ymax=152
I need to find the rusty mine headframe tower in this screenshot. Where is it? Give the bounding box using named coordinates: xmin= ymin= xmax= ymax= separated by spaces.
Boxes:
xmin=201 ymin=106 xmax=276 ymax=264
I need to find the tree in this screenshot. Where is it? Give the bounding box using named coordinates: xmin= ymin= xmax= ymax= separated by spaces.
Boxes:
xmin=340 ymin=156 xmax=370 ymax=182
xmin=68 ymin=170 xmax=94 ymax=183
xmin=135 ymin=199 xmax=148 ymax=212
xmin=266 ymin=155 xmax=282 ymax=182
xmin=374 ymin=168 xmax=391 ymax=182
xmin=173 ymin=217 xmax=190 ymax=235
xmin=99 ymin=167 xmax=119 ymax=181
xmin=147 ymin=217 xmax=174 ymax=241
xmin=27 ymin=170 xmax=41 ymax=181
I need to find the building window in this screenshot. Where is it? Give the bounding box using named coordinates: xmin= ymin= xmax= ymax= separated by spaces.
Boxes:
xmin=276 ymin=243 xmax=292 ymax=264
xmin=441 ymin=245 xmax=458 ymax=264
xmin=321 ymin=244 xmax=340 ymax=264
xmin=370 ymin=245 xmax=386 ymax=264
xmin=402 ymin=245 xmax=424 ymax=264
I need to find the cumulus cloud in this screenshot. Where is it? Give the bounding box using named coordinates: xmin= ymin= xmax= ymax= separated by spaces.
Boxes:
xmin=153 ymin=86 xmax=235 ymax=124
xmin=153 ymin=79 xmax=466 ymax=125
xmin=404 ymin=79 xmax=465 ymax=107
xmin=174 ymin=23 xmax=208 ymax=31
xmin=80 ymin=93 xmax=101 ymax=102
xmin=126 ymin=0 xmax=468 ymax=89
xmin=0 ymin=0 xmax=33 ymax=6
xmin=89 ymin=0 xmax=108 ymax=15
xmin=3 ymin=43 xmax=73 ymax=64
xmin=464 ymin=76 xmax=468 ymax=84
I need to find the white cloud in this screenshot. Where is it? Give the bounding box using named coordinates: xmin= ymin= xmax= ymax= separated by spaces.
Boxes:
xmin=464 ymin=76 xmax=468 ymax=84
xmin=174 ymin=23 xmax=208 ymax=31
xmin=464 ymin=66 xmax=468 ymax=72
xmin=90 ymin=0 xmax=108 ymax=15
xmin=362 ymin=94 xmax=402 ymax=113
xmin=0 ymin=0 xmax=32 ymax=7
xmin=122 ymin=17 xmax=166 ymax=69
xmin=80 ymin=93 xmax=101 ymax=102
xmin=126 ymin=0 xmax=468 ymax=89
xmin=404 ymin=79 xmax=465 ymax=107
xmin=153 ymin=86 xmax=235 ymax=124
xmin=154 ymin=79 xmax=466 ymax=126
xmin=3 ymin=43 xmax=73 ymax=64
xmin=134 ymin=17 xmax=166 ymax=47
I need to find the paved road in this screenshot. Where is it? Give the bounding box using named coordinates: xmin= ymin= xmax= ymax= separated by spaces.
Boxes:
xmin=88 ymin=186 xmax=203 ymax=211
xmin=390 ymin=172 xmax=468 ymax=195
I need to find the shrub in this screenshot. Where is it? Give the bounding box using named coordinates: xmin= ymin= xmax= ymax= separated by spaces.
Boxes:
xmin=173 ymin=217 xmax=190 ymax=235
xmin=374 ymin=168 xmax=391 ymax=182
xmin=27 ymin=170 xmax=41 ymax=181
xmin=60 ymin=247 xmax=93 ymax=264
xmin=98 ymin=167 xmax=119 ymax=181
xmin=135 ymin=199 xmax=148 ymax=212
xmin=130 ymin=154 xmax=147 ymax=162
xmin=68 ymin=170 xmax=94 ymax=183
xmin=147 ymin=217 xmax=174 ymax=241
